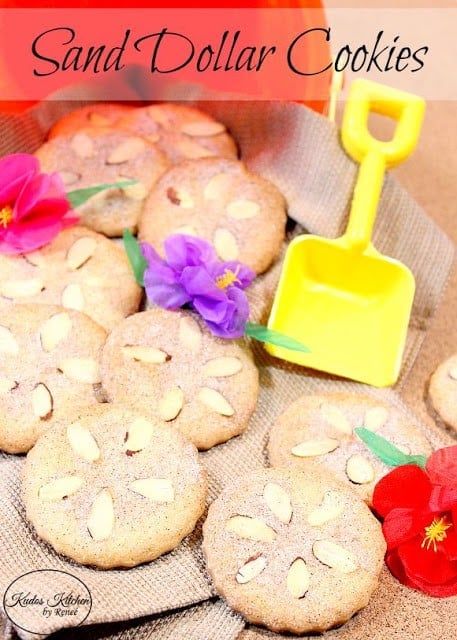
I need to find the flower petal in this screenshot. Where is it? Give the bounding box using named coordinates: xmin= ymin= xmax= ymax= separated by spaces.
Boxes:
xmin=213 ymin=260 xmax=256 ymax=289
xmin=399 ymin=537 xmax=457 ymax=590
xmin=382 ymin=507 xmax=430 ymax=549
xmin=372 ymin=465 xmax=432 ymax=518
xmin=0 ymin=154 xmax=39 ymax=204
xmin=164 ymin=234 xmax=217 ymax=271
xmin=426 ymin=445 xmax=457 ymax=487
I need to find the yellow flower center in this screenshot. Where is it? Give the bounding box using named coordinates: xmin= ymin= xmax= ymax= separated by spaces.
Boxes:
xmin=421 ymin=516 xmax=452 ymax=552
xmin=216 ymin=266 xmax=241 ymax=290
xmin=0 ymin=205 xmax=13 ymax=229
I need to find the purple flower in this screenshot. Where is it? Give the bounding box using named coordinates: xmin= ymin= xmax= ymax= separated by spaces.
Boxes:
xmin=142 ymin=235 xmax=255 ymax=338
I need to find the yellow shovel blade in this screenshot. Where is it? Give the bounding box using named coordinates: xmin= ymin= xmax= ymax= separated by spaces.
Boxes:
xmin=266 ymin=236 xmax=415 ymax=387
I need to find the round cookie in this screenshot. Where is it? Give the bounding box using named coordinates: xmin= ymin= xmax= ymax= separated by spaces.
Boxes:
xmin=267 ymin=393 xmax=432 ymax=505
xmin=35 ymin=128 xmax=169 ymax=236
xmin=0 ymin=303 xmax=106 ymax=454
xmin=100 ymin=308 xmax=259 ymax=450
xmin=118 ymin=103 xmax=238 ymax=165
xmin=0 ymin=226 xmax=142 ymax=332
xmin=48 ymin=103 xmax=135 ymax=139
xmin=22 ymin=404 xmax=207 ymax=568
xmin=427 ymin=353 xmax=457 ymax=432
xmin=202 ymin=466 xmax=385 ymax=634
xmin=138 ymin=157 xmax=287 ymax=274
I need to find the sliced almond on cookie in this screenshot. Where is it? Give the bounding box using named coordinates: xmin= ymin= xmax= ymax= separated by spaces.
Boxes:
xmin=1 ymin=279 xmax=44 ymax=299
xmin=39 ymin=312 xmax=72 ymax=352
xmin=59 ymin=170 xmax=81 ymax=186
xmin=178 ymin=316 xmax=202 ymax=352
xmin=124 ymin=417 xmax=154 ymax=454
xmin=67 ymin=423 xmax=100 ymax=462
xmin=0 ymin=377 xmax=18 ymax=394
xmin=39 ymin=476 xmax=84 ymax=502
xmin=32 ymin=383 xmax=53 ymax=419
xmin=236 ymin=556 xmax=266 ymax=584
xmin=346 ymin=454 xmax=375 ymax=485
xmin=291 ymin=438 xmax=340 ymax=458
xmin=180 ymin=121 xmax=226 ymax=137
xmin=122 ymin=345 xmax=170 ymax=364
xmin=166 ymin=186 xmax=194 ymax=208
xmin=214 ymin=229 xmax=239 ymax=261
xmin=87 ymin=489 xmax=114 ymax=540
xmin=226 ymin=516 xmax=276 ymax=542
xmin=174 ymin=225 xmax=198 ymax=236
xmin=226 ymin=199 xmax=260 ymax=220
xmin=202 ymin=357 xmax=242 ymax=378
xmin=204 ymin=173 xmax=233 ymax=200
xmin=312 ymin=540 xmax=358 ymax=573
xmin=106 ymin=138 xmax=146 ymax=164
xmin=364 ymin=407 xmax=389 ymax=432
xmin=129 ymin=478 xmax=174 ymax=502
xmin=62 ymin=284 xmax=84 ymax=311
xmin=58 ymin=358 xmax=101 ymax=384
xmin=198 ymin=387 xmax=234 ymax=416
xmin=117 ymin=176 xmax=148 ymax=201
xmin=71 ymin=132 xmax=94 ymax=158
xmin=263 ymin=483 xmax=292 ymax=524
xmin=448 ymin=367 xmax=457 ymax=380
xmin=287 ymin=558 xmax=309 ymax=598
xmin=66 ymin=237 xmax=97 ymax=270
xmin=158 ymin=387 xmax=184 ymax=421
xmin=320 ymin=404 xmax=353 ymax=435
xmin=0 ymin=326 xmax=19 ymax=354
xmin=307 ymin=491 xmax=345 ymax=526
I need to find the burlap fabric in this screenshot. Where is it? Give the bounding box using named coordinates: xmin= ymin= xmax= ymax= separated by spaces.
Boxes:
xmin=0 ymin=80 xmax=455 ymax=639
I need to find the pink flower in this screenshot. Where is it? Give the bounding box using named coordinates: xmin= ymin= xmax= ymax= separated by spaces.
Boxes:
xmin=0 ymin=153 xmax=77 ymax=254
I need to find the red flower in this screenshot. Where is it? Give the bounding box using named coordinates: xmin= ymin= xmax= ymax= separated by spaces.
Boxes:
xmin=373 ymin=445 xmax=457 ymax=597
xmin=0 ymin=153 xmax=77 ymax=254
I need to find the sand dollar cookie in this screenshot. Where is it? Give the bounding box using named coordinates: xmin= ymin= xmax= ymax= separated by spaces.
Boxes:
xmin=35 ymin=128 xmax=169 ymax=236
xmin=427 ymin=353 xmax=457 ymax=432
xmin=138 ymin=157 xmax=287 ymax=274
xmin=268 ymin=393 xmax=432 ymax=505
xmin=22 ymin=404 xmax=207 ymax=568
xmin=100 ymin=308 xmax=259 ymax=450
xmin=0 ymin=304 xmax=106 ymax=454
xmin=0 ymin=226 xmax=142 ymax=331
xmin=48 ymin=103 xmax=135 ymax=139
xmin=118 ymin=103 xmax=238 ymax=165
xmin=202 ymin=466 xmax=385 ymax=634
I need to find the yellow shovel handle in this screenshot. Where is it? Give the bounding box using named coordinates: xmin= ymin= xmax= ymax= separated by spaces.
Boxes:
xmin=341 ymin=79 xmax=425 ymax=252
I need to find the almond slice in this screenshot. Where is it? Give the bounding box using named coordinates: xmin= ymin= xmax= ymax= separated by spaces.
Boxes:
xmin=117 ymin=176 xmax=148 ymax=201
xmin=198 ymin=387 xmax=234 ymax=417
xmin=71 ymin=132 xmax=94 ymax=158
xmin=291 ymin=438 xmax=340 ymax=458
xmin=166 ymin=186 xmax=194 ymax=208
xmin=87 ymin=489 xmax=114 ymax=540
xmin=106 ymin=138 xmax=146 ymax=164
xmin=0 ymin=377 xmax=17 ymax=394
xmin=67 ymin=423 xmax=100 ymax=462
xmin=147 ymin=107 xmax=169 ymax=126
xmin=320 ymin=404 xmax=353 ymax=435
xmin=203 ymin=356 xmax=242 ymax=378
xmin=180 ymin=121 xmax=226 ymax=137
xmin=62 ymin=283 xmax=84 ymax=311
xmin=158 ymin=387 xmax=184 ymax=421
xmin=58 ymin=358 xmax=101 ymax=384
xmin=39 ymin=476 xmax=84 ymax=502
xmin=176 ymin=139 xmax=214 ymax=159
xmin=236 ymin=556 xmax=266 ymax=584
xmin=312 ymin=540 xmax=358 ymax=573
xmin=287 ymin=558 xmax=309 ymax=599
xmin=129 ymin=478 xmax=174 ymax=502
xmin=39 ymin=312 xmax=72 ymax=352
xmin=364 ymin=407 xmax=389 ymax=432
xmin=32 ymin=383 xmax=53 ymax=419
xmin=124 ymin=417 xmax=154 ymax=454
xmin=178 ymin=316 xmax=202 ymax=352
xmin=346 ymin=454 xmax=375 ymax=485
xmin=59 ymin=170 xmax=81 ymax=186
xmin=23 ymin=251 xmax=44 ymax=267
xmin=214 ymin=229 xmax=239 ymax=261
xmin=0 ymin=326 xmax=19 ymax=354
xmin=226 ymin=199 xmax=260 ymax=220
xmin=204 ymin=173 xmax=233 ymax=200
xmin=448 ymin=367 xmax=457 ymax=381
xmin=174 ymin=225 xmax=198 ymax=237
xmin=226 ymin=516 xmax=276 ymax=542
xmin=122 ymin=345 xmax=170 ymax=364
xmin=66 ymin=237 xmax=97 ymax=270
xmin=263 ymin=483 xmax=292 ymax=524
xmin=1 ymin=279 xmax=44 ymax=299
xmin=307 ymin=491 xmax=345 ymax=526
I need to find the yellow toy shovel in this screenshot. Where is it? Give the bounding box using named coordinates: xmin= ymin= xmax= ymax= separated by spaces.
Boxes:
xmin=266 ymin=79 xmax=425 ymax=387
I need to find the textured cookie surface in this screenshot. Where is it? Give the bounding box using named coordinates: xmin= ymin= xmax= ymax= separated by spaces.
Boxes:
xmin=22 ymin=404 xmax=207 ymax=568
xmin=268 ymin=393 xmax=432 ymax=505
xmin=138 ymin=157 xmax=287 ymax=274
xmin=35 ymin=128 xmax=169 ymax=236
xmin=0 ymin=226 xmax=142 ymax=331
xmin=0 ymin=304 xmax=106 ymax=454
xmin=100 ymin=308 xmax=259 ymax=450
xmin=48 ymin=103 xmax=135 ymax=139
xmin=118 ymin=103 xmax=238 ymax=165
xmin=202 ymin=466 xmax=385 ymax=634
xmin=428 ymin=353 xmax=457 ymax=432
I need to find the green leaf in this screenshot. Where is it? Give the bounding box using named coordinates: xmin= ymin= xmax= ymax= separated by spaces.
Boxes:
xmin=245 ymin=322 xmax=310 ymax=354
xmin=354 ymin=427 xmax=427 ymax=469
xmin=66 ymin=181 xmax=136 ymax=209
xmin=122 ymin=229 xmax=147 ymax=287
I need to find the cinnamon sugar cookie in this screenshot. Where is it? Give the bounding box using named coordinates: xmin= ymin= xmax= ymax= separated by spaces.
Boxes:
xmin=36 ymin=128 xmax=169 ymax=236
xmin=202 ymin=466 xmax=385 ymax=634
xmin=0 ymin=226 xmax=142 ymax=332
xmin=118 ymin=103 xmax=238 ymax=165
xmin=48 ymin=103 xmax=135 ymax=139
xmin=267 ymin=393 xmax=432 ymax=505
xmin=22 ymin=404 xmax=207 ymax=568
xmin=100 ymin=308 xmax=259 ymax=450
xmin=427 ymin=353 xmax=457 ymax=432
xmin=0 ymin=304 xmax=106 ymax=454
xmin=138 ymin=157 xmax=287 ymax=274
